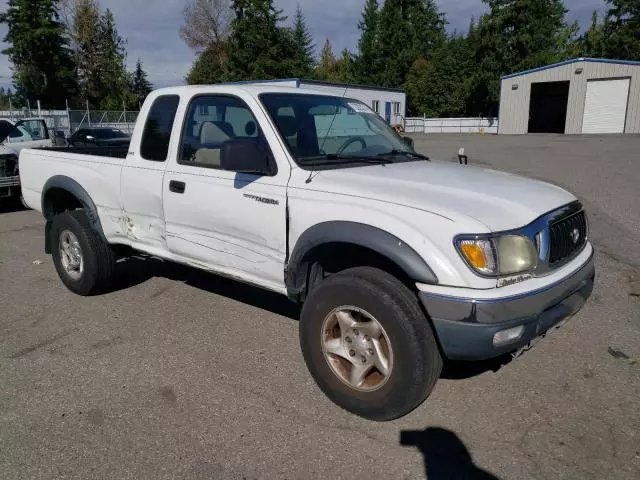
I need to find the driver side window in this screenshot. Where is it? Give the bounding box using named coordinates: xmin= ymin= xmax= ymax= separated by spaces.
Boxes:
xmin=179 ymin=95 xmax=268 ymax=170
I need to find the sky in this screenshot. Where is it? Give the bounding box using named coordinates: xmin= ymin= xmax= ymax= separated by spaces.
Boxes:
xmin=0 ymin=0 xmax=607 ymax=91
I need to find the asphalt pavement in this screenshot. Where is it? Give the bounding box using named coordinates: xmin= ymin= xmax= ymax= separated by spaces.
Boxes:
xmin=1 ymin=134 xmax=639 ymax=479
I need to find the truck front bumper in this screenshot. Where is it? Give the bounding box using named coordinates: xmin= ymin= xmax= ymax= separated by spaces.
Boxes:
xmin=0 ymin=175 xmax=20 ymax=188
xmin=419 ymin=252 xmax=595 ymax=360
xmin=0 ymin=175 xmax=20 ymax=197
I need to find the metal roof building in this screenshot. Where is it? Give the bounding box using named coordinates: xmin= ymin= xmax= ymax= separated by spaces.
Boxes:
xmin=498 ymin=58 xmax=640 ymax=135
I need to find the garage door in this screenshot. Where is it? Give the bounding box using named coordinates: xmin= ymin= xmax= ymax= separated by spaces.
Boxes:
xmin=582 ymin=78 xmax=630 ymax=134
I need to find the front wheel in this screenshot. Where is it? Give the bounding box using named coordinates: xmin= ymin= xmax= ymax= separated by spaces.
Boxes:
xmin=299 ymin=267 xmax=442 ymax=421
xmin=50 ymin=210 xmax=116 ymax=296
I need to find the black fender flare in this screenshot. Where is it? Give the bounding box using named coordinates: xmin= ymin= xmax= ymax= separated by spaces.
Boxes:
xmin=286 ymin=221 xmax=438 ymax=300
xmin=41 ymin=175 xmax=106 ymax=252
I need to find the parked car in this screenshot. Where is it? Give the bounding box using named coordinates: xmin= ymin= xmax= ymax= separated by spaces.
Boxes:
xmin=19 ymin=85 xmax=595 ymax=421
xmin=0 ymin=118 xmax=52 ymax=207
xmin=67 ymin=127 xmax=131 ymax=148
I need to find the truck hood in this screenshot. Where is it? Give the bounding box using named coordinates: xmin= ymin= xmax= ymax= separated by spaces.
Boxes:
xmin=304 ymin=160 xmax=576 ymax=232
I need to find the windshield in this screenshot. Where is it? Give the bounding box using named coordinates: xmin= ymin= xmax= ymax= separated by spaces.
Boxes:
xmin=93 ymin=128 xmax=129 ymax=139
xmin=259 ymin=93 xmax=417 ymax=168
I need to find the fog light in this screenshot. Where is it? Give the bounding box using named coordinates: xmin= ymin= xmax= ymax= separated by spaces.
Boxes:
xmin=493 ymin=326 xmax=525 ymax=346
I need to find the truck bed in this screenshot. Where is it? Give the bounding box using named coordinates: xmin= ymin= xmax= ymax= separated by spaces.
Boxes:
xmin=19 ymin=147 xmax=125 ymax=232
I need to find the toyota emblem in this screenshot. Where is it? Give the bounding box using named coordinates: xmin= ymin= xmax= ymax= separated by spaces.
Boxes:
xmin=570 ymin=228 xmax=580 ymax=244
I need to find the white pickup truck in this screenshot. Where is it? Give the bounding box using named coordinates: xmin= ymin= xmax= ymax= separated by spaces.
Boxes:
xmin=19 ymin=85 xmax=595 ymax=421
xmin=0 ymin=118 xmax=52 ymax=205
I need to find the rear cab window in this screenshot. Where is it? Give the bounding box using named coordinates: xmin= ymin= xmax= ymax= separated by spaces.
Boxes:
xmin=140 ymin=95 xmax=180 ymax=161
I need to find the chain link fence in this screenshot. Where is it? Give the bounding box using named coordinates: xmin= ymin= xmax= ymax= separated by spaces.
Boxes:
xmin=0 ymin=108 xmax=139 ymax=137
xmin=68 ymin=110 xmax=139 ymax=134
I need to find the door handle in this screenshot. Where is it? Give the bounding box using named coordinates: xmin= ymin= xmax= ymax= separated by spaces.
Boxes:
xmin=169 ymin=180 xmax=186 ymax=194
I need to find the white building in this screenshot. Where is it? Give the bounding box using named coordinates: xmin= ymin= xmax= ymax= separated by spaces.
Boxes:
xmin=229 ymin=79 xmax=407 ymax=126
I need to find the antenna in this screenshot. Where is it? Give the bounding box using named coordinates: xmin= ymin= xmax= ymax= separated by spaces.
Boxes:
xmin=307 ymin=85 xmax=349 ymax=184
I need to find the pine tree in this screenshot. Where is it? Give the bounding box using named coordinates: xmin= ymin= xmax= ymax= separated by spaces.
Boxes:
xmin=469 ymin=0 xmax=575 ymax=116
xmin=289 ymin=4 xmax=314 ymax=77
xmin=71 ymin=0 xmax=101 ymax=105
xmin=68 ymin=1 xmax=133 ymax=108
xmin=96 ymin=8 xmax=130 ymax=109
xmin=604 ymin=0 xmax=640 ymax=59
xmin=375 ymin=0 xmax=445 ymax=88
xmin=314 ymin=38 xmax=338 ymax=81
xmin=571 ymin=11 xmax=608 ymax=58
xmin=354 ymin=0 xmax=380 ymax=84
xmin=226 ymin=0 xmax=294 ymax=80
xmin=131 ymin=59 xmax=153 ymax=106
xmin=0 ymin=0 xmax=77 ymax=107
xmin=186 ymin=45 xmax=227 ymax=84
xmin=335 ymin=49 xmax=355 ymax=83
xmin=406 ymin=34 xmax=475 ymax=116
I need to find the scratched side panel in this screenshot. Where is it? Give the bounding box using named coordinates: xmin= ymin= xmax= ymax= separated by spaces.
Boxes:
xmin=162 ymin=168 xmax=288 ymax=288
xmin=19 ymin=148 xmax=125 ymax=240
xmin=119 ymin=161 xmax=168 ymax=249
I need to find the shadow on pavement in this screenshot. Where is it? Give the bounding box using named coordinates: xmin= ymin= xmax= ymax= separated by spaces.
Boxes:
xmin=111 ymin=254 xmax=301 ymax=320
xmin=400 ymin=427 xmax=500 ymax=479
xmin=110 ymin=255 xmax=511 ymax=380
xmin=0 ymin=199 xmax=26 ymax=214
xmin=440 ymin=355 xmax=512 ymax=380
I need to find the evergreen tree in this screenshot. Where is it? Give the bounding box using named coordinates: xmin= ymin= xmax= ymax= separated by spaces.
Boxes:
xmin=335 ymin=49 xmax=355 ymax=83
xmin=289 ymin=4 xmax=314 ymax=77
xmin=0 ymin=0 xmax=77 ymax=107
xmin=131 ymin=59 xmax=153 ymax=106
xmin=69 ymin=1 xmax=132 ymax=108
xmin=406 ymin=34 xmax=475 ymax=116
xmin=375 ymin=0 xmax=445 ymax=88
xmin=469 ymin=0 xmax=575 ymax=116
xmin=71 ymin=0 xmax=101 ymax=105
xmin=96 ymin=8 xmax=130 ymax=109
xmin=354 ymin=0 xmax=381 ymax=84
xmin=226 ymin=0 xmax=294 ymax=80
xmin=186 ymin=45 xmax=227 ymax=84
xmin=0 ymin=87 xmax=13 ymax=108
xmin=571 ymin=11 xmax=608 ymax=58
xmin=604 ymin=0 xmax=640 ymax=59
xmin=314 ymin=38 xmax=338 ymax=81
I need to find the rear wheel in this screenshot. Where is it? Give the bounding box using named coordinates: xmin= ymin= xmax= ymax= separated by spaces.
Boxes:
xmin=50 ymin=210 xmax=116 ymax=296
xmin=299 ymin=267 xmax=442 ymax=421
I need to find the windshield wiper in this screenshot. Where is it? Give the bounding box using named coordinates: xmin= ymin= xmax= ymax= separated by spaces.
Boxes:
xmin=300 ymin=154 xmax=393 ymax=165
xmin=378 ymin=149 xmax=430 ymax=161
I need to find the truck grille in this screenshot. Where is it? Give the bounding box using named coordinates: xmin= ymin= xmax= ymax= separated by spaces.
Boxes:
xmin=548 ymin=210 xmax=587 ymax=265
xmin=0 ymin=155 xmax=17 ymax=178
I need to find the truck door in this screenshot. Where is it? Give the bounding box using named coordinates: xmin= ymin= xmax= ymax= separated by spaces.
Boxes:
xmin=120 ymin=94 xmax=181 ymax=250
xmin=161 ymin=93 xmax=289 ymax=291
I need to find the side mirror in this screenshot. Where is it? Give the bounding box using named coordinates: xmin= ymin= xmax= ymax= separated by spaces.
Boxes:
xmin=402 ymin=136 xmax=414 ymax=149
xmin=220 ymin=139 xmax=275 ymax=176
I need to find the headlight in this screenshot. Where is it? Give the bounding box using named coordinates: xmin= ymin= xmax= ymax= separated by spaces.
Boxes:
xmin=456 ymin=235 xmax=537 ymax=276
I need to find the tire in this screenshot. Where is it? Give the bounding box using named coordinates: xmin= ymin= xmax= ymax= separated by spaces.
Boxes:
xmin=299 ymin=267 xmax=442 ymax=421
xmin=50 ymin=210 xmax=116 ymax=296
